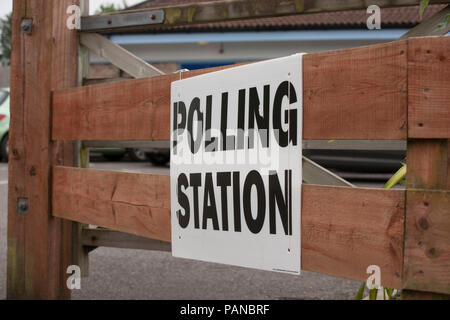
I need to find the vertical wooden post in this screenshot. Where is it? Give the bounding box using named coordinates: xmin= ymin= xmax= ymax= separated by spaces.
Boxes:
xmin=403 ymin=37 xmax=450 ymax=299
xmin=404 ymin=141 xmax=450 ymax=299
xmin=72 ymin=145 xmax=91 ymax=277
xmin=71 ymin=150 xmax=91 ymax=277
xmin=72 ymin=0 xmax=91 ymax=278
xmin=7 ymin=0 xmax=79 ymax=299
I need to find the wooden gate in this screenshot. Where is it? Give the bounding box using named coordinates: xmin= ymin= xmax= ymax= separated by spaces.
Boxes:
xmin=7 ymin=0 xmax=450 ymax=299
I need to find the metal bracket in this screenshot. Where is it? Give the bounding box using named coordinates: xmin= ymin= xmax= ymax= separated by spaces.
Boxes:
xmin=81 ymin=10 xmax=165 ymax=32
xmin=20 ymin=19 xmax=32 ymax=34
xmin=17 ymin=198 xmax=29 ymax=215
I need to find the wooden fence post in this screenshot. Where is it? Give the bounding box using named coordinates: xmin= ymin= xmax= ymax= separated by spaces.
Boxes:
xmin=403 ymin=37 xmax=450 ymax=299
xmin=7 ymin=0 xmax=79 ymax=299
xmin=72 ymin=0 xmax=91 ymax=279
xmin=403 ymin=140 xmax=450 ymax=299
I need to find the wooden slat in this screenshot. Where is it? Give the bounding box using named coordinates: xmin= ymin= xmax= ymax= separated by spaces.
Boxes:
xmin=408 ymin=37 xmax=450 ymax=138
xmin=404 ymin=190 xmax=450 ymax=295
xmin=404 ymin=139 xmax=450 ymax=295
xmin=399 ymin=5 xmax=450 ymax=39
xmin=406 ymin=140 xmax=449 ymax=190
xmin=48 ymin=0 xmax=78 ymax=298
xmin=52 ymin=64 xmax=247 ymax=141
xmin=52 ymin=166 xmax=171 ymax=242
xmin=7 ymin=0 xmax=29 ymax=300
xmin=302 ymin=156 xmax=354 ymax=187
xmin=303 ymin=40 xmax=407 ymax=139
xmin=7 ymin=0 xmax=78 ymax=300
xmin=52 ymin=166 xmax=405 ymax=288
xmin=80 ymin=0 xmax=450 ymax=33
xmin=72 ymin=0 xmax=91 ymax=279
xmin=302 ymin=184 xmax=404 ymax=289
xmin=80 ymin=33 xmax=164 ymax=78
xmin=52 ymin=40 xmax=408 ymax=141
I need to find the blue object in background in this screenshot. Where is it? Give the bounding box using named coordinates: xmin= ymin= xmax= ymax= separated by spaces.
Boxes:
xmin=179 ymin=61 xmax=236 ymax=71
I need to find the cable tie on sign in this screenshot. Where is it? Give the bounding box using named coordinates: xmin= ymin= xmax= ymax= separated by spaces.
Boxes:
xmin=174 ymin=68 xmax=190 ymax=81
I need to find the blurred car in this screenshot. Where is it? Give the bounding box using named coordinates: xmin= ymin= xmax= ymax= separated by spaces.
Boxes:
xmin=90 ymin=147 xmax=149 ymax=162
xmin=90 ymin=147 xmax=127 ymax=161
xmin=128 ymin=148 xmax=150 ymax=162
xmin=303 ymin=149 xmax=405 ymax=174
xmin=146 ymin=148 xmax=404 ymax=172
xmin=0 ymin=88 xmax=147 ymax=163
xmin=0 ymin=88 xmax=10 ymax=162
xmin=146 ymin=149 xmax=170 ymax=166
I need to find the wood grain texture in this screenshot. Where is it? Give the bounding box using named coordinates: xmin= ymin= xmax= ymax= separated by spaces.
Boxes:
xmin=52 ymin=167 xmax=405 ymax=288
xmin=49 ymin=0 xmax=79 ymax=298
xmin=52 ymin=41 xmax=409 ymax=141
xmin=301 ymin=185 xmax=405 ymax=289
xmin=404 ymin=139 xmax=450 ymax=295
xmin=399 ymin=6 xmax=450 ymax=40
xmin=406 ymin=140 xmax=449 ymax=190
xmin=404 ymin=190 xmax=450 ymax=294
xmin=303 ymin=40 xmax=407 ymax=140
xmin=408 ymin=37 xmax=450 ymax=138
xmin=52 ymin=167 xmax=171 ymax=242
xmin=7 ymin=0 xmax=78 ymax=300
xmin=71 ymin=0 xmax=92 ymax=279
xmin=7 ymin=0 xmax=27 ymax=299
xmin=52 ymin=64 xmax=245 ymax=141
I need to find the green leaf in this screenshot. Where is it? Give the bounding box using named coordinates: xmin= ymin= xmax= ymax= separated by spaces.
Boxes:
xmin=369 ymin=288 xmax=378 ymax=300
xmin=355 ymin=282 xmax=366 ymax=300
xmin=436 ymin=14 xmax=450 ymax=30
xmin=384 ymin=164 xmax=407 ymax=189
xmin=386 ymin=288 xmax=394 ymax=300
xmin=419 ymin=0 xmax=430 ymax=20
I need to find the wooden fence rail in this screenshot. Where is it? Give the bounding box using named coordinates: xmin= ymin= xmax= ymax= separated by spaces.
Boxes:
xmin=53 ymin=41 xmax=409 ymax=141
xmin=52 ymin=37 xmax=450 ymax=142
xmin=52 ymin=166 xmax=405 ymax=289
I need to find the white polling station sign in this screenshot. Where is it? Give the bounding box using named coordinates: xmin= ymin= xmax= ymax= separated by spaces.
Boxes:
xmin=170 ymin=54 xmax=304 ymax=274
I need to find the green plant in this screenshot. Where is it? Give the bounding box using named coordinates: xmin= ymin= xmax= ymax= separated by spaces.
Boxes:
xmin=419 ymin=0 xmax=430 ymax=19
xmin=437 ymin=13 xmax=450 ymax=30
xmin=355 ymin=164 xmax=406 ymax=300
xmin=419 ymin=0 xmax=449 ymax=30
xmin=384 ymin=164 xmax=406 ymax=189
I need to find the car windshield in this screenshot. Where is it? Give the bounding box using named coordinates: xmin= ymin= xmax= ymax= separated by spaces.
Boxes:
xmin=0 ymin=90 xmax=9 ymax=106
